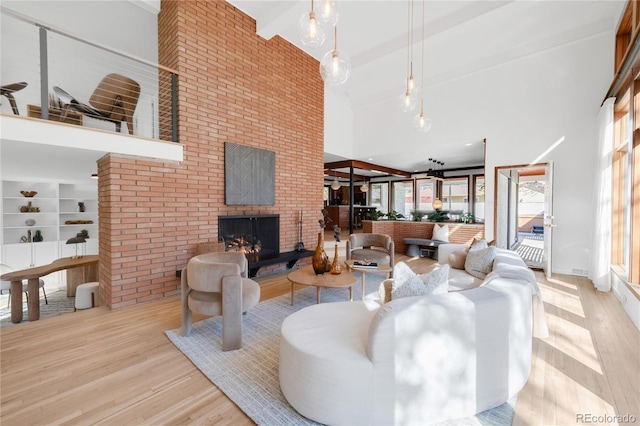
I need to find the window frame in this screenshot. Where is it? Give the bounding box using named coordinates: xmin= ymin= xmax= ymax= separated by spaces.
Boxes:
xmin=441 ymin=176 xmax=470 ymax=215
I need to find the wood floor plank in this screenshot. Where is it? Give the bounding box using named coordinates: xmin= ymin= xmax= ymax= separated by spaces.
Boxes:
xmin=1 ymin=254 xmax=638 ymax=425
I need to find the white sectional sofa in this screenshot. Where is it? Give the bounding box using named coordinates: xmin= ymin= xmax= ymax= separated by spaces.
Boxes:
xmin=437 ymin=242 xmax=484 ymax=290
xmin=279 ymin=245 xmax=546 ymax=425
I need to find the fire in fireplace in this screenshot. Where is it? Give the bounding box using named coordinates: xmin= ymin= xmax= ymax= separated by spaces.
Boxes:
xmin=218 ymin=214 xmax=279 ymax=259
xmin=225 ymin=235 xmax=262 ymax=254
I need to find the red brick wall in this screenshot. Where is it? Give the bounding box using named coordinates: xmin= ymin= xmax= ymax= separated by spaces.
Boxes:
xmin=98 ymin=1 xmax=324 ymax=310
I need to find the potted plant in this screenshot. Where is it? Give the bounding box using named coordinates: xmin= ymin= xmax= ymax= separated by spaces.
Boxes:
xmin=460 ymin=212 xmax=475 ymax=224
xmin=427 ymin=210 xmax=449 ymax=222
xmin=410 ymin=210 xmax=424 ymax=222
xmin=368 ymin=209 xmax=385 ymax=221
xmin=385 ymin=210 xmax=405 ymax=221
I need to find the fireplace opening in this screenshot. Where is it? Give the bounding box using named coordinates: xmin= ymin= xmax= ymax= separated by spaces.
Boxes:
xmin=218 ymin=214 xmax=279 ymax=261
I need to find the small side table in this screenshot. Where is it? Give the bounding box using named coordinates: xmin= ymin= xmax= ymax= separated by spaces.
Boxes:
xmin=287 ymin=265 xmax=357 ymax=305
xmin=343 ymin=260 xmax=392 ymax=300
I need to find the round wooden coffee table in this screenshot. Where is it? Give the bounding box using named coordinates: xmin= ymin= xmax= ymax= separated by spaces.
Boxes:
xmin=287 ymin=265 xmax=357 ymax=305
xmin=343 ymin=259 xmax=392 ymax=300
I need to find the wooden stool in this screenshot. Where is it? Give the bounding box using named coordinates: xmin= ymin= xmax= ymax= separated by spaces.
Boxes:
xmin=74 ymin=282 xmax=99 ymax=311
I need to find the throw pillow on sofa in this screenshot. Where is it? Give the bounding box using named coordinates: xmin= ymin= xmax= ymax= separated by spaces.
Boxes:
xmin=390 ymin=262 xmax=426 ymax=299
xmin=476 ymin=237 xmax=496 ymax=246
xmin=449 ymin=251 xmax=467 ymax=269
xmin=419 ymin=264 xmax=449 ymax=295
xmin=465 ymin=246 xmax=497 ymax=279
xmin=389 ymin=262 xmax=449 ymax=301
xmin=466 ymin=238 xmax=488 ymax=252
xmin=432 ymin=223 xmax=449 ymax=242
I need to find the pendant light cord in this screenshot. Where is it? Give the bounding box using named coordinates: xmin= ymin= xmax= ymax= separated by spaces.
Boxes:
xmin=420 ymin=0 xmax=425 ymax=111
xmin=406 ymin=0 xmax=412 ymax=92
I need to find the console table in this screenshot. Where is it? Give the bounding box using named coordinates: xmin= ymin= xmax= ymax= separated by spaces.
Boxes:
xmin=1 ymin=255 xmax=99 ymax=323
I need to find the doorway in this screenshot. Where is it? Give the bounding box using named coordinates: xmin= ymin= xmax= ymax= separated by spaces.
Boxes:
xmin=494 ymin=163 xmax=554 ymax=278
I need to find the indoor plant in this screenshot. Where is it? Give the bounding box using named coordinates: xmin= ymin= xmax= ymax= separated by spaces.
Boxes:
xmin=410 ymin=210 xmax=424 ymax=221
xmin=460 ymin=212 xmax=475 ymax=224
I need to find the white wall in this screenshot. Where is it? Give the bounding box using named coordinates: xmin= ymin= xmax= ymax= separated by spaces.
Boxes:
xmin=353 ymin=31 xmax=613 ymax=276
xmin=1 ymin=1 xmax=158 ymax=62
xmin=612 ymin=273 xmax=640 ymax=331
xmin=482 ymin=34 xmax=612 ymax=276
xmin=324 ymin=88 xmax=354 ymax=159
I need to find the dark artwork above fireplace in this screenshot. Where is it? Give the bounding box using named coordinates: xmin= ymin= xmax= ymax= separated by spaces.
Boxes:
xmin=224 ymin=142 xmax=275 ymax=205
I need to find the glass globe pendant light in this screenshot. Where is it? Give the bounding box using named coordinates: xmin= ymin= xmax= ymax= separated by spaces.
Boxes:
xmin=360 ymin=182 xmax=369 ymax=192
xmin=320 ymin=26 xmax=351 ymax=86
xmin=399 ymin=0 xmax=417 ymax=112
xmin=399 ymin=87 xmax=417 ymax=112
xmin=331 ymin=177 xmax=341 ymax=190
xmin=298 ymin=0 xmax=326 ymax=48
xmin=319 ymin=0 xmax=339 ymax=26
xmin=413 ymin=99 xmax=432 ymax=132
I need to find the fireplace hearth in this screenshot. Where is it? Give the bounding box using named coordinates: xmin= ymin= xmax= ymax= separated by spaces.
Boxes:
xmin=218 ymin=214 xmax=312 ymax=277
xmin=219 ymin=214 xmax=279 ymax=258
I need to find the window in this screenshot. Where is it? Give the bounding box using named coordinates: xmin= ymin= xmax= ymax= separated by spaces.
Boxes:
xmin=441 ymin=177 xmax=469 ymax=214
xmin=392 ymin=181 xmax=414 ymax=217
xmin=612 ymin=97 xmax=633 ymax=277
xmin=474 ymin=175 xmax=485 ymax=221
xmin=416 ymin=179 xmax=436 ymax=210
xmin=369 ymin=183 xmax=389 ymax=214
xmin=611 ymin=77 xmax=640 ymax=284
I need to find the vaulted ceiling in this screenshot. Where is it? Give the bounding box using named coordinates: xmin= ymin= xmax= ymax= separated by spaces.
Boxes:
xmin=227 ymin=0 xmax=625 ymax=172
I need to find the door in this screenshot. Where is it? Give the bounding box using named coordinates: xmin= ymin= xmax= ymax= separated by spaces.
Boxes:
xmin=543 ymin=161 xmax=554 ymax=279
xmin=495 ymin=163 xmax=551 ymax=271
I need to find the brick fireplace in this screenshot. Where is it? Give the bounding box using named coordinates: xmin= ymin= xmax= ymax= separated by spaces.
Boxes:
xmin=98 ymin=1 xmax=324 ymax=310
xmin=219 ymin=214 xmax=280 ymax=258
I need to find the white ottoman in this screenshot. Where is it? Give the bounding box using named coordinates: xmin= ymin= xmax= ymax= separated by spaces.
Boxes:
xmin=279 ymin=301 xmax=379 ymax=425
xmin=75 ymin=281 xmax=99 ymax=310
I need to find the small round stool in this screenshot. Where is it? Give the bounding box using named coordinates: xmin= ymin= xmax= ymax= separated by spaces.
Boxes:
xmin=74 ymin=281 xmax=99 ymax=311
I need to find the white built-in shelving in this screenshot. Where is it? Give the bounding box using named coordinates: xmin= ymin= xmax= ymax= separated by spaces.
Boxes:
xmin=1 ymin=180 xmax=98 ymax=273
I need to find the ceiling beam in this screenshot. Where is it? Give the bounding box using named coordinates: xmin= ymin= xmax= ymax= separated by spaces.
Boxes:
xmin=413 ymin=164 xmax=485 ymax=175
xmin=324 ymin=160 xmax=411 ymax=178
xmin=324 ymin=170 xmax=367 ymax=181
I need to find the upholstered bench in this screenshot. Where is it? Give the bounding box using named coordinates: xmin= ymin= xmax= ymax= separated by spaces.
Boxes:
xmin=403 ymin=238 xmax=444 ymax=258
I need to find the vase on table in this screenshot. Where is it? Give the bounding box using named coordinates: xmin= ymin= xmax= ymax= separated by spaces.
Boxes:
xmin=312 ymin=232 xmax=329 ymax=275
xmin=330 ymin=243 xmax=342 ymax=275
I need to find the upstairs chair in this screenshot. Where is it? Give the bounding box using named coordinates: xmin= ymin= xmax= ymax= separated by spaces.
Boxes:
xmin=181 ymin=252 xmax=260 ymax=351
xmin=0 ymin=82 xmax=28 ymax=115
xmin=346 ymin=233 xmax=395 ymax=274
xmin=53 ymin=73 xmax=140 ymax=134
xmin=0 ymin=263 xmax=47 ymax=308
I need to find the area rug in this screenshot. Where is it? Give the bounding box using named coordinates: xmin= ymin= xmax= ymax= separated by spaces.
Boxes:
xmin=0 ymin=288 xmax=75 ymax=328
xmin=165 ymin=272 xmax=516 ymax=425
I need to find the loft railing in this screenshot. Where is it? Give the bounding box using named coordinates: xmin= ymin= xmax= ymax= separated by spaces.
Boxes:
xmin=0 ymin=8 xmax=178 ymax=142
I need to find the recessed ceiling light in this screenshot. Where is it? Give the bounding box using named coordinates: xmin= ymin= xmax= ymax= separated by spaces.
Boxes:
xmin=368 ymin=158 xmax=373 ymax=161
xmin=465 ymin=143 xmax=473 ymax=146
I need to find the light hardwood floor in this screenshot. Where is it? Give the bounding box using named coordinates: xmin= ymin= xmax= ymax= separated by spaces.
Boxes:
xmin=1 ymin=254 xmax=638 ymax=425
